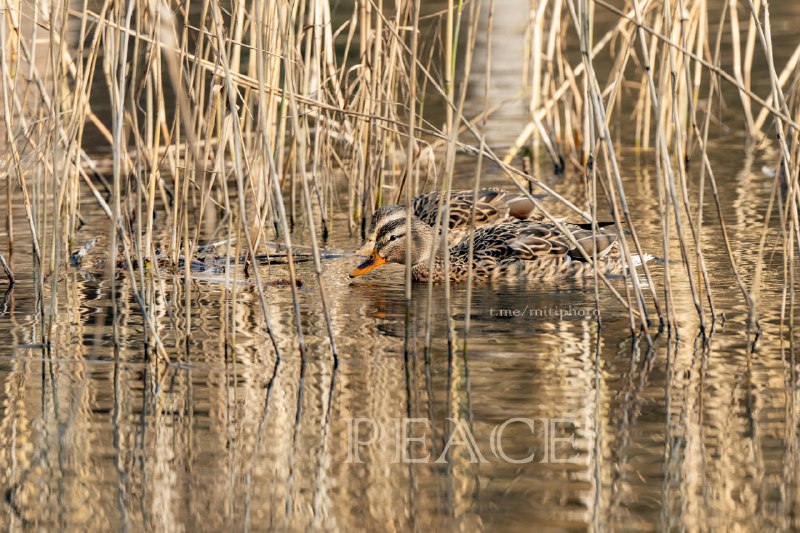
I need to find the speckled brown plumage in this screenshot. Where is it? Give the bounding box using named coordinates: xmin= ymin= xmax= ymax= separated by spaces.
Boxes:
xmin=351 ymin=206 xmax=631 ymax=283
xmin=410 ymin=220 xmax=623 ymax=282
xmin=409 ymin=188 xmax=546 ymax=239
xmin=362 ymin=188 xmax=548 ymax=249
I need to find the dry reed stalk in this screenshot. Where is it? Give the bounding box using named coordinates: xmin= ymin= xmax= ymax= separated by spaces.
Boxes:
xmin=404 ymin=0 xmax=420 ymax=300
xmin=463 ymin=0 xmax=495 ymax=348
xmin=753 ymin=42 xmax=800 ymax=131
xmin=503 ymin=5 xmax=638 ymax=166
xmin=0 ymin=8 xmax=41 ymax=270
xmin=528 ymin=0 xmax=547 ymax=170
xmin=422 ymin=0 xmax=469 ymax=359
xmin=596 ymin=0 xmax=800 ymax=128
xmin=686 ymin=0 xmax=754 ymax=316
xmin=565 ymin=0 xmax=653 ymax=332
xmin=745 ymin=0 xmax=800 ymax=333
xmin=282 ymin=8 xmax=338 ymax=363
xmin=211 ymin=0 xmax=286 ymax=361
xmin=660 ymin=0 xmax=710 ymax=329
xmin=674 ymin=0 xmax=719 ymax=322
xmin=728 ymin=0 xmax=756 ymax=136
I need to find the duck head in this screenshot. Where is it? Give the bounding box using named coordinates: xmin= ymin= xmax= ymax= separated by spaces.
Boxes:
xmin=355 ymin=205 xmax=407 ymax=256
xmin=350 ymin=206 xmax=435 ymax=277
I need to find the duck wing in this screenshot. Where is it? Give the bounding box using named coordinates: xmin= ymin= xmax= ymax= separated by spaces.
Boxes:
xmin=458 ymin=221 xmax=618 ymax=262
xmin=565 ymin=226 xmax=618 ymax=259
xmin=412 ymin=188 xmax=546 ymax=229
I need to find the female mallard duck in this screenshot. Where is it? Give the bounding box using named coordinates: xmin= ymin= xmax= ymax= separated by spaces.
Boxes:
xmin=350 ymin=206 xmax=630 ymax=282
xmin=358 ymin=188 xmax=548 ymax=254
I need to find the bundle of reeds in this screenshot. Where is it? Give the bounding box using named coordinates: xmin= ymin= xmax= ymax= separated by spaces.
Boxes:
xmin=1 ymin=0 xmax=799 ymax=355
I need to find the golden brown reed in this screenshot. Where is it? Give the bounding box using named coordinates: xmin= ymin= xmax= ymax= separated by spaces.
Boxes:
xmin=1 ymin=0 xmax=799 ymax=356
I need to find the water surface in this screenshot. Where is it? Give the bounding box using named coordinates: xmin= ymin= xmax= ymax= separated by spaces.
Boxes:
xmin=1 ymin=1 xmax=799 ymax=531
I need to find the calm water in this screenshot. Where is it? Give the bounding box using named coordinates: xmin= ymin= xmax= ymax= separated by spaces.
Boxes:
xmin=1 ymin=1 xmax=800 ymax=531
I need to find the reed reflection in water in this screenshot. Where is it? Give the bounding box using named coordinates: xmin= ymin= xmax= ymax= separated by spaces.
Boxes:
xmin=0 ymin=251 xmax=798 ymax=530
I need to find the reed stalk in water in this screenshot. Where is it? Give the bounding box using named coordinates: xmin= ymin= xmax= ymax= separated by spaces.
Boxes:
xmin=2 ymin=0 xmax=800 ymax=355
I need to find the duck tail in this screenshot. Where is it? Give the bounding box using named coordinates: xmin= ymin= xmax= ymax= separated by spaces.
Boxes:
xmin=573 ymin=220 xmax=618 ymax=230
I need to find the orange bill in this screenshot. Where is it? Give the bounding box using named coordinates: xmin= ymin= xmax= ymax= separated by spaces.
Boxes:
xmin=350 ymin=251 xmax=387 ymax=278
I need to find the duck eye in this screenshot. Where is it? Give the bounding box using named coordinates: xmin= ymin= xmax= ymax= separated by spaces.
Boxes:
xmin=389 ymin=235 xmax=397 ymax=242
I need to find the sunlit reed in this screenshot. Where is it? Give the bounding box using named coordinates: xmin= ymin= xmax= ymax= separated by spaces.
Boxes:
xmin=1 ymin=0 xmax=799 ymax=354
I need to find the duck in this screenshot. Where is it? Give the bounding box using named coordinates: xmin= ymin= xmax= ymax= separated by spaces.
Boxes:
xmin=67 ymin=236 xmax=306 ymax=286
xmin=357 ymin=188 xmax=548 ymax=254
xmin=349 ymin=205 xmax=631 ymax=282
